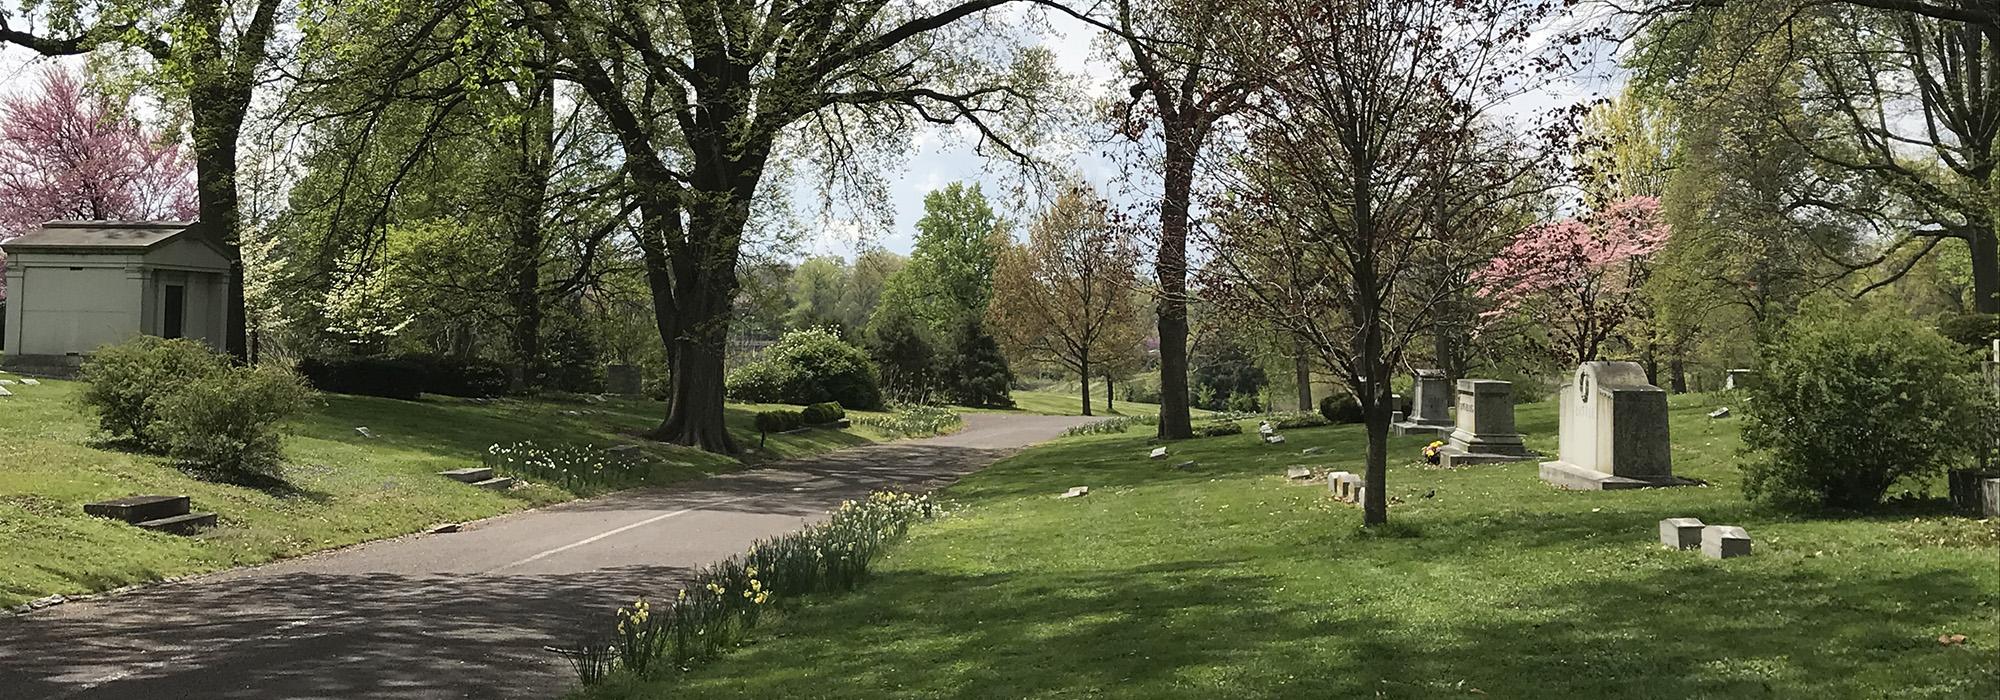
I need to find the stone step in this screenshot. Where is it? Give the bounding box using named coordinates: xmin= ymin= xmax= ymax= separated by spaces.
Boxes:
xmin=84 ymin=495 xmax=190 ymax=524
xmin=472 ymin=477 xmax=516 ymax=491
xmin=136 ymin=512 xmax=217 ymax=535
xmin=439 ymin=467 xmax=494 ymax=483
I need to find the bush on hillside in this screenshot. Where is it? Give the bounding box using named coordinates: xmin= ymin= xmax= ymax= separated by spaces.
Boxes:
xmin=78 ymin=336 xmax=231 ymax=448
xmin=939 ymin=321 xmax=1014 ymax=407
xmin=1937 ymin=313 xmax=2000 ymax=355
xmin=802 ymin=402 xmax=846 ymax=424
xmin=1741 ymin=307 xmax=1995 ymax=510
xmin=299 ymin=356 xmax=428 ymax=400
xmin=153 ymin=365 xmax=312 ymax=479
xmin=753 ymin=409 xmax=806 ymax=446
xmin=1274 ymin=412 xmax=1330 ymax=430
xmin=1194 ymin=421 xmax=1244 ymax=438
xmin=1318 ymin=394 xmax=1364 ymax=424
xmin=726 ymin=328 xmax=884 ymax=410
xmin=412 ymin=356 xmax=512 ymax=398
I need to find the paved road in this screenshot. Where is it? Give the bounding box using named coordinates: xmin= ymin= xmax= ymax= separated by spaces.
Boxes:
xmin=0 ymin=413 xmax=1092 ymax=700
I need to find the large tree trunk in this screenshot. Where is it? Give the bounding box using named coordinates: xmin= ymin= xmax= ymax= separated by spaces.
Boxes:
xmin=1079 ymin=352 xmax=1093 ymax=417
xmin=506 ymin=73 xmax=557 ymax=391
xmin=190 ymin=95 xmax=247 ymax=361
xmin=1970 ymin=226 xmax=2000 ymax=314
xmin=1156 ymin=139 xmax=1196 ymax=439
xmin=1294 ymin=344 xmax=1313 ymax=413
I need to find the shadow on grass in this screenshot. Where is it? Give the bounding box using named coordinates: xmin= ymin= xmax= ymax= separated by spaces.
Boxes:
xmin=644 ymin=554 xmax=1995 ymax=699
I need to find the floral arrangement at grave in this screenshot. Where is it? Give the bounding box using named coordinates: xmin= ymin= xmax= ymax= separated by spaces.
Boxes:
xmin=1423 ymin=440 xmax=1446 ymax=465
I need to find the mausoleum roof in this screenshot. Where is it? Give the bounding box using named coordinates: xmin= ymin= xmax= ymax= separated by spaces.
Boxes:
xmin=0 ymin=221 xmax=203 ymax=251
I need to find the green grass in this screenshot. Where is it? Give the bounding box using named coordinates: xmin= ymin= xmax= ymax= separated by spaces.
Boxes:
xmin=0 ymin=378 xmax=872 ymax=608
xmin=967 ymin=388 xmax=1198 ymax=418
xmin=590 ymin=393 xmax=2000 ymax=699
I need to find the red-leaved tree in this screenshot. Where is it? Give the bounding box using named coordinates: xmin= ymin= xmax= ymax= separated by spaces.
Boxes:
xmin=0 ymin=67 xmax=196 ymax=303
xmin=1475 ymin=195 xmax=1670 ymax=366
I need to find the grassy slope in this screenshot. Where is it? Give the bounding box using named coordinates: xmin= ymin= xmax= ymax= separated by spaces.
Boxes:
xmin=972 ymin=389 xmax=1192 ymax=418
xmin=601 ymin=393 xmax=2000 ymax=699
xmin=0 ymin=378 xmax=871 ymax=608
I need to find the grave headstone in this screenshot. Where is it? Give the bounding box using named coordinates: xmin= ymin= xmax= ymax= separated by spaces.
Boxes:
xmin=1392 ymin=370 xmax=1454 ymax=436
xmin=0 ymin=379 xmax=15 ymax=385
xmin=1438 ymin=379 xmax=1533 ymax=467
xmin=1724 ymin=369 xmax=1757 ymax=391
xmin=354 ymin=427 xmax=376 ymax=439
xmin=1326 ymin=471 xmax=1353 ymax=495
xmin=1258 ymin=421 xmax=1275 ymax=436
xmin=1539 ymin=362 xmax=1693 ymax=490
xmin=1149 ymin=447 xmax=1169 ymax=460
xmin=0 ymin=386 xmax=11 ymax=397
xmin=605 ymin=364 xmax=643 ymax=395
xmin=1174 ymin=460 xmax=1198 ymax=470
xmin=18 ymin=378 xmax=37 ymax=385
xmin=1264 ymin=434 xmax=1286 ymax=444
xmin=1981 ymin=478 xmax=2000 ymax=518
xmin=1707 ymin=407 xmax=1730 ymax=419
xmin=1658 ymin=517 xmax=1704 ymax=550
xmin=1058 ymin=486 xmax=1090 ymax=499
xmin=1700 ymin=525 xmax=1751 ymax=559
xmin=1285 ymin=467 xmax=1313 ymax=480
xmin=1302 ymin=446 xmax=1325 ymax=455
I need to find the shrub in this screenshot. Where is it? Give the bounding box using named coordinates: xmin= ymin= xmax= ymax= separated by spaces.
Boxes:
xmin=78 ymin=336 xmax=230 ymax=448
xmin=1318 ymin=394 xmax=1364 ymax=424
xmin=152 ymin=365 xmax=312 ymax=479
xmin=1274 ymin=412 xmax=1330 ymax=430
xmin=1194 ymin=421 xmax=1244 ymax=438
xmin=725 ymin=328 xmax=883 ymax=410
xmin=1741 ymin=307 xmax=1994 ymax=510
xmin=939 ymin=321 xmax=1014 ymax=407
xmin=753 ymin=409 xmax=805 ymax=445
xmin=416 ymin=356 xmax=512 ymax=398
xmin=1937 ymin=313 xmax=2000 ymax=354
xmin=801 ymin=402 xmax=846 ymax=424
xmin=299 ymin=356 xmax=428 ymax=400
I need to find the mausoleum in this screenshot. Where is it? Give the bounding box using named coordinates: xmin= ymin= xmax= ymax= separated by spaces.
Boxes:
xmin=1 ymin=221 xmax=228 ymax=373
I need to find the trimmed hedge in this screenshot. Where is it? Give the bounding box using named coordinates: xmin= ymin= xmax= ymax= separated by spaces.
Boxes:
xmin=299 ymin=356 xmax=428 ymax=400
xmin=802 ymin=402 xmax=846 ymax=425
xmin=753 ymin=409 xmax=806 ymax=446
xmin=1275 ymin=413 xmax=1330 ymax=430
xmin=1194 ymin=421 xmax=1244 ymax=438
xmin=1318 ymin=394 xmax=1364 ymax=424
xmin=414 ymin=356 xmax=511 ymax=398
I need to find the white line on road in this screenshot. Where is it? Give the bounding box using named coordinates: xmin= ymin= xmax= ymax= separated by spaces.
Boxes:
xmin=486 ymin=493 xmax=762 ymax=574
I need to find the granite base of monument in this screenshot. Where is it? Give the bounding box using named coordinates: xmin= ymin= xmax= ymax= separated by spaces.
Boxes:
xmin=1538 ymin=461 xmax=1697 ymax=490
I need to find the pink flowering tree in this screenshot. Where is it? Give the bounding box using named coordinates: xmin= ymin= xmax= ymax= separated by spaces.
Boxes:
xmin=1474 ymin=196 xmax=1670 ymax=366
xmin=0 ymin=68 xmax=197 ymax=302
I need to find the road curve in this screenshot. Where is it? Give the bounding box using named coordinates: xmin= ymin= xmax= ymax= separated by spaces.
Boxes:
xmin=0 ymin=412 xmax=1094 ymax=700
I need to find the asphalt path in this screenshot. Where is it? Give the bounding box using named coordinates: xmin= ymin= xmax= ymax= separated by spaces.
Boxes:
xmin=0 ymin=413 xmax=1093 ymax=700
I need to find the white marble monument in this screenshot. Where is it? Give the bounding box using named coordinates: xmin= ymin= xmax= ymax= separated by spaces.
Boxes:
xmin=1539 ymin=362 xmax=1693 ymax=490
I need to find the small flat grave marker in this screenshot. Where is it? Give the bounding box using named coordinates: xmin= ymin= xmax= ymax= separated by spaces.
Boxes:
xmin=1658 ymin=517 xmax=1705 ymax=550
xmin=1258 ymin=421 xmax=1275 ymax=436
xmin=1707 ymin=407 xmax=1731 ymax=419
xmin=0 ymin=386 xmax=11 ymax=397
xmin=0 ymin=379 xmax=15 ymax=385
xmin=1701 ymin=525 xmax=1752 ymax=559
xmin=1173 ymin=460 xmax=1198 ymax=470
xmin=1301 ymin=446 xmax=1325 ymax=455
xmin=19 ymin=378 xmax=38 ymax=385
xmin=1058 ymin=486 xmax=1090 ymax=499
xmin=1285 ymin=467 xmax=1313 ymax=481
xmin=1149 ymin=447 xmax=1169 ymax=460
xmin=354 ymin=427 xmax=376 ymax=439
xmin=1264 ymin=434 xmax=1286 ymax=445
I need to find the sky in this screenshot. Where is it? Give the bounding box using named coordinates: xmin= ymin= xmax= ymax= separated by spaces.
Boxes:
xmin=0 ymin=4 xmax=1621 ymax=262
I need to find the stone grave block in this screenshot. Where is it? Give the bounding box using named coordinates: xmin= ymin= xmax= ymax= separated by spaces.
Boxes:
xmin=1302 ymin=446 xmax=1325 ymax=455
xmin=1258 ymin=421 xmax=1275 ymax=436
xmin=1982 ymin=478 xmax=2000 ymax=518
xmin=1264 ymin=434 xmax=1286 ymax=444
xmin=1173 ymin=460 xmax=1198 ymax=471
xmin=1707 ymin=407 xmax=1730 ymax=419
xmin=1539 ymin=362 xmax=1693 ymax=491
xmin=1337 ymin=473 xmax=1364 ymax=503
xmin=1058 ymin=486 xmax=1090 ymax=499
xmin=1438 ymin=380 xmax=1533 ymax=467
xmin=1285 ymin=467 xmax=1312 ymax=481
xmin=0 ymin=379 xmax=14 ymax=385
xmin=355 ymin=426 xmax=377 ymax=439
xmin=1658 ymin=517 xmax=1704 ymax=550
xmin=1326 ymin=471 xmax=1352 ymax=494
xmin=1392 ymin=370 xmax=1454 ymax=436
xmin=1701 ymin=525 xmax=1751 ymax=559
xmin=19 ymin=378 xmax=38 ymax=385
xmin=1149 ymin=447 xmax=1169 ymax=460
xmin=0 ymin=386 xmax=11 ymax=397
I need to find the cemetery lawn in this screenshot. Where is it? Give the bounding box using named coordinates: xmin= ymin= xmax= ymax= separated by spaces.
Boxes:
xmin=588 ymin=393 xmax=2000 ymax=699
xmin=0 ymin=378 xmax=873 ymax=609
